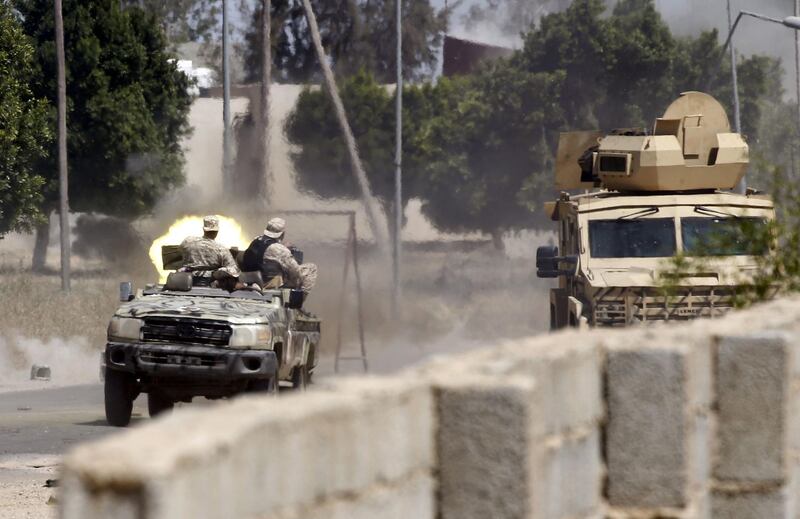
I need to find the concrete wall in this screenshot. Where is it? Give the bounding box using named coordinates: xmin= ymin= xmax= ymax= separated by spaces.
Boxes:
xmin=60 ymin=298 xmax=800 ymax=518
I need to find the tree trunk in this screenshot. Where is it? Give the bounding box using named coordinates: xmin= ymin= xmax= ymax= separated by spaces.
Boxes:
xmin=32 ymin=212 xmax=51 ymax=272
xmin=491 ymin=229 xmax=505 ymax=252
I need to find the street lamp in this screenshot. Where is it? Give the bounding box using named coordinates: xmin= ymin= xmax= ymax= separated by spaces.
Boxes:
xmin=716 ymin=3 xmax=800 ymax=193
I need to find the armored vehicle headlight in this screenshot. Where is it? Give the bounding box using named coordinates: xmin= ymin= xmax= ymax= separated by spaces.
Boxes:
xmin=107 ymin=317 xmax=143 ymax=340
xmin=229 ymin=325 xmax=272 ymax=348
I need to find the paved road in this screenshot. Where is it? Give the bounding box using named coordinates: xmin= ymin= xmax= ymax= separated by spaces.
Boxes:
xmin=0 ymin=384 xmax=147 ymax=457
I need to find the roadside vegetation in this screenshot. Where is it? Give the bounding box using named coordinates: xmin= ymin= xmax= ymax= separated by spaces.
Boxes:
xmin=283 ymin=0 xmax=790 ymax=247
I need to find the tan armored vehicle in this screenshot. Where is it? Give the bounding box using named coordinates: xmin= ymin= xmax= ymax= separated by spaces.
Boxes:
xmin=537 ymin=92 xmax=774 ymax=328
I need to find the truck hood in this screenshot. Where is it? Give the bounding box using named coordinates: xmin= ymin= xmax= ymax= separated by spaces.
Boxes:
xmin=115 ymin=294 xmax=280 ymax=325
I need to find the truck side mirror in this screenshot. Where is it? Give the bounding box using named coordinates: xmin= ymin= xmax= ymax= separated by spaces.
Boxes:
xmin=536 ymin=246 xmax=579 ymax=278
xmin=536 ymin=246 xmax=559 ymax=278
xmin=284 ymin=289 xmax=304 ymax=309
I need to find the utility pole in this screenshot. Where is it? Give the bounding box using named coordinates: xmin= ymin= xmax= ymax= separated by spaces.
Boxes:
xmin=260 ymin=0 xmax=271 ymax=202
xmin=795 ymin=0 xmax=800 ymax=144
xmin=222 ymin=0 xmax=232 ymax=191
xmin=300 ymin=0 xmax=389 ymax=251
xmin=55 ymin=0 xmax=70 ymax=292
xmin=392 ymin=0 xmax=402 ymax=315
xmin=727 ymin=0 xmax=745 ymax=193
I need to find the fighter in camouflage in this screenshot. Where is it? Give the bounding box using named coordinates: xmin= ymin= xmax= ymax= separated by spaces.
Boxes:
xmin=102 ymin=238 xmax=320 ymax=427
xmin=537 ymin=92 xmax=775 ymax=328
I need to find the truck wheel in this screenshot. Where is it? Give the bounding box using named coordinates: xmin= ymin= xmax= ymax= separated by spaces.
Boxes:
xmin=147 ymin=391 xmax=174 ymax=418
xmin=105 ymin=369 xmax=135 ymax=427
xmin=292 ymin=365 xmax=310 ymax=390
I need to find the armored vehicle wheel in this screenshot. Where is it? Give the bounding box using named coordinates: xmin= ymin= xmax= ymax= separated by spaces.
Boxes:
xmin=148 ymin=391 xmax=174 ymax=418
xmin=291 ymin=365 xmax=310 ymax=390
xmin=105 ymin=369 xmax=135 ymax=427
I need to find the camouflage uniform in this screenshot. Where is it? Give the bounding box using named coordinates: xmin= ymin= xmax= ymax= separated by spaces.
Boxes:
xmin=264 ymin=243 xmax=318 ymax=292
xmin=180 ymin=216 xmax=240 ymax=279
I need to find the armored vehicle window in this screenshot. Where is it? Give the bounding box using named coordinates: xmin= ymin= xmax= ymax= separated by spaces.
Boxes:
xmin=681 ymin=217 xmax=768 ymax=256
xmin=589 ymin=218 xmax=676 ymax=258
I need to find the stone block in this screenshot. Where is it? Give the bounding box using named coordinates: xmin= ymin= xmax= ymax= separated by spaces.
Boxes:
xmin=537 ymin=339 xmax=603 ymax=436
xmin=60 ymin=375 xmax=435 ymax=519
xmin=538 ymin=428 xmax=602 ymax=519
xmin=435 ymin=374 xmax=540 ymax=519
xmin=605 ymin=343 xmax=694 ymax=508
xmin=714 ymin=332 xmax=791 ymax=482
xmin=273 ymin=471 xmax=435 ymax=519
xmin=711 ymin=488 xmax=791 ymax=519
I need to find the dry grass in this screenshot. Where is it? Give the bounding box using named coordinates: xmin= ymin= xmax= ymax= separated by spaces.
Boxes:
xmin=0 ymin=272 xmax=118 ymax=349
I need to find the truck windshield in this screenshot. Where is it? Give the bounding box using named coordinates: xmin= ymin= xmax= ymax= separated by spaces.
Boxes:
xmin=681 ymin=217 xmax=768 ymax=256
xmin=589 ymin=218 xmax=676 ymax=258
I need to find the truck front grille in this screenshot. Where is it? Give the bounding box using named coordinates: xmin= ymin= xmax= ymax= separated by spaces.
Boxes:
xmin=593 ymin=287 xmax=739 ymax=326
xmin=141 ymin=318 xmax=232 ymax=346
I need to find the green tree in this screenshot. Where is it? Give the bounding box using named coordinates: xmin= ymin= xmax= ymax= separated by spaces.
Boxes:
xmin=415 ymin=65 xmax=565 ymax=246
xmin=285 ymin=0 xmax=781 ymax=247
xmin=15 ymin=0 xmax=193 ymax=268
xmin=285 ymin=70 xmax=411 ymax=207
xmin=242 ymin=0 xmax=445 ymax=83
xmin=0 ymin=3 xmax=50 ymax=236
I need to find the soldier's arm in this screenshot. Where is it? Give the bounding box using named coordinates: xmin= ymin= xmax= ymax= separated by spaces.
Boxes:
xmin=265 ymin=244 xmax=302 ymax=284
xmin=219 ymin=247 xmax=240 ymax=276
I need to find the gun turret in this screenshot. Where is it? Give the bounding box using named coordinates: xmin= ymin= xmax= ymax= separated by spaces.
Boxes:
xmin=555 ymin=92 xmax=748 ymax=192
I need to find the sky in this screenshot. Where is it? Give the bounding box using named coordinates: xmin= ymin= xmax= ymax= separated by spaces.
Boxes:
xmin=431 ymin=0 xmax=800 ymax=100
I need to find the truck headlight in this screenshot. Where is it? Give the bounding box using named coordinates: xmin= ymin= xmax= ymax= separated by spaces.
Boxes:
xmin=107 ymin=317 xmax=143 ymax=341
xmin=229 ymin=325 xmax=272 ymax=348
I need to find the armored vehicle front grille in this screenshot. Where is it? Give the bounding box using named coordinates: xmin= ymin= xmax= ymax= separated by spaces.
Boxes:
xmin=141 ymin=318 xmax=232 ymax=346
xmin=592 ymin=287 xmax=740 ymax=326
xmin=137 ymin=349 xmax=227 ymax=367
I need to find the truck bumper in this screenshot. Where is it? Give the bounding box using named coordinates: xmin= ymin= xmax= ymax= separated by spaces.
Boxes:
xmin=104 ymin=342 xmax=278 ymax=381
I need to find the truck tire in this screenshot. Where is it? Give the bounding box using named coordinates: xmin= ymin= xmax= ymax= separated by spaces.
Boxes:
xmin=291 ymin=365 xmax=309 ymax=390
xmin=147 ymin=391 xmax=174 ymax=418
xmin=105 ymin=369 xmax=135 ymax=427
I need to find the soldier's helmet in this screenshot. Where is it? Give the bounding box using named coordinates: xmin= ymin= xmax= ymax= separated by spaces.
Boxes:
xmin=203 ymin=215 xmax=220 ymax=232
xmin=264 ymin=217 xmax=286 ymax=239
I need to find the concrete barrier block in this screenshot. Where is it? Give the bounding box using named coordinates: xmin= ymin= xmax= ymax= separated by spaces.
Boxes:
xmin=487 ymin=334 xmax=604 ymax=436
xmin=605 ymin=339 xmax=706 ymax=508
xmin=538 ymin=339 xmax=604 ymax=437
xmin=435 ymin=373 xmax=540 ymax=519
xmin=714 ymin=332 xmax=791 ymax=482
xmin=711 ymin=487 xmax=791 ymax=519
xmin=539 ymin=427 xmax=602 ymax=519
xmin=60 ymin=376 xmax=435 ymax=519
xmin=270 ymin=471 xmax=435 ymax=519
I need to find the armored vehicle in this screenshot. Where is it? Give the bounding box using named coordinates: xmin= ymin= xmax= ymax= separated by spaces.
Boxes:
xmin=537 ymin=92 xmax=775 ymax=328
xmin=103 ymin=250 xmax=320 ymax=427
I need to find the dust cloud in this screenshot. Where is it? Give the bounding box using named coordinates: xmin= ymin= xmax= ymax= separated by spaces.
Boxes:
xmin=0 ymin=335 xmax=100 ymax=388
